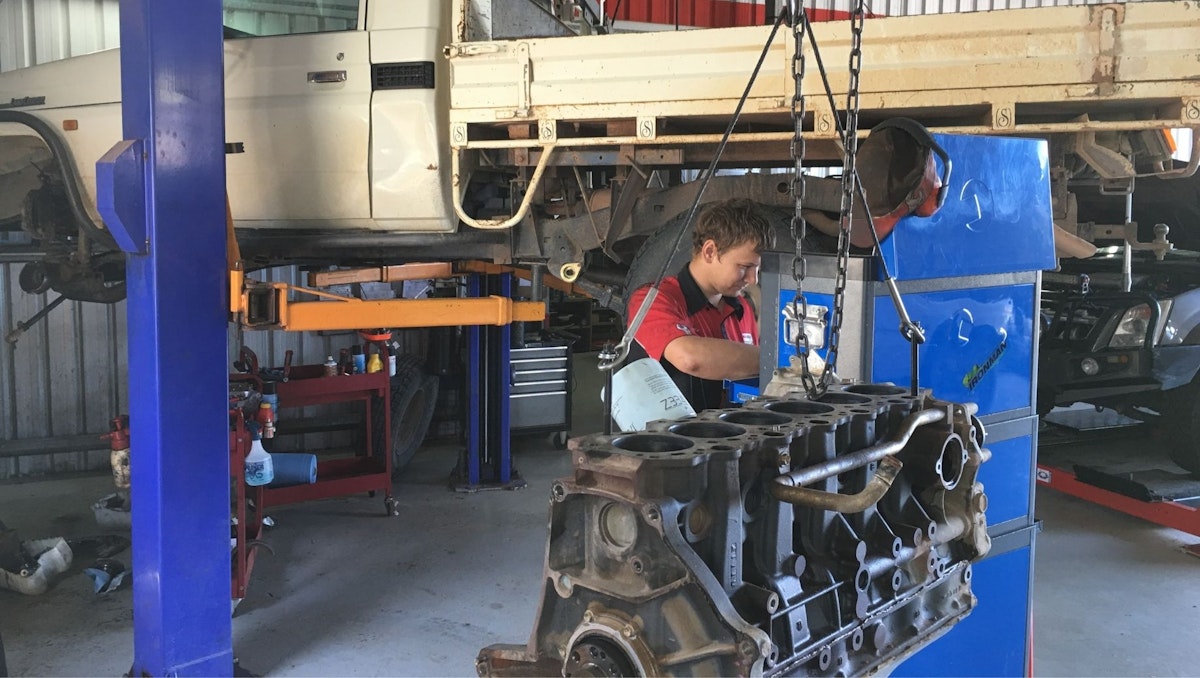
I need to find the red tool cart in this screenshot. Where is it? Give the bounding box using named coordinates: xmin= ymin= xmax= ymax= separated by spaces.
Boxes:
xmin=229 ymin=412 xmax=264 ymax=602
xmin=263 ymin=358 xmax=397 ymax=516
xmin=227 ymin=347 xmax=397 ymax=602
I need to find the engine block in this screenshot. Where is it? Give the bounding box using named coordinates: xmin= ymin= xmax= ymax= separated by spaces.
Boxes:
xmin=479 ymin=384 xmax=990 ymax=677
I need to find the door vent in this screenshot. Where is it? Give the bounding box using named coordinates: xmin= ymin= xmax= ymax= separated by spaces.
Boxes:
xmin=373 ymin=62 xmax=435 ymax=90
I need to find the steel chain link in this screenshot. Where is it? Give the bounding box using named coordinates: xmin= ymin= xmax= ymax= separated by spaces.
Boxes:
xmin=788 ymin=2 xmax=819 ymax=398
xmin=822 ymin=0 xmax=867 ymax=393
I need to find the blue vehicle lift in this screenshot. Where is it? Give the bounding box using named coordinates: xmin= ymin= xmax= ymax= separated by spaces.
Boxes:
xmin=96 ymin=1 xmax=232 ymax=674
xmin=455 ymin=272 xmax=526 ymax=491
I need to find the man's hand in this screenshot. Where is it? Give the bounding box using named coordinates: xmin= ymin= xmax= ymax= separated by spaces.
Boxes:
xmin=663 ymin=336 xmax=760 ymax=380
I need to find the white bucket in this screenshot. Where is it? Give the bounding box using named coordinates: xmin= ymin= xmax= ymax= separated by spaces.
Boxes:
xmin=607 ymin=357 xmax=696 ymax=432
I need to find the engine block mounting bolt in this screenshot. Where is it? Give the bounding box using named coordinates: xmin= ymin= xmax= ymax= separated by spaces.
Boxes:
xmin=622 ymin=625 xmax=638 ymax=639
xmin=582 ymin=610 xmax=594 ymax=623
xmin=738 ymin=639 xmax=757 ymax=658
xmin=777 ymin=451 xmax=791 ymax=466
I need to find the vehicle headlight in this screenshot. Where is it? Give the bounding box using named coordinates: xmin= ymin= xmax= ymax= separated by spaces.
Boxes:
xmin=1108 ymin=300 xmax=1171 ymax=348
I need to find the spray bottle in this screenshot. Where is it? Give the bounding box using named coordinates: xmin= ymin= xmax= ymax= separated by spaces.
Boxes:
xmin=244 ymin=423 xmax=274 ymax=487
xmin=102 ymin=416 xmax=132 ymax=505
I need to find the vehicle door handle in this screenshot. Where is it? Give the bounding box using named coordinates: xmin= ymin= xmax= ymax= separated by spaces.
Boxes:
xmin=307 ymin=70 xmax=347 ymax=84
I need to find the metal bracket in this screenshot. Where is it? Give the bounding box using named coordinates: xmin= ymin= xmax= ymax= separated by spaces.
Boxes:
xmin=95 ymin=139 xmax=148 ymax=254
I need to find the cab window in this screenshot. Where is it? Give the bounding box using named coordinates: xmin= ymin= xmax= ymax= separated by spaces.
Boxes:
xmin=222 ymin=0 xmax=360 ymax=38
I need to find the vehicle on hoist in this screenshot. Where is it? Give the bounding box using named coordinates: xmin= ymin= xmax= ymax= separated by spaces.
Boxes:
xmin=0 ymin=1 xmax=1198 ymax=322
xmin=1037 ymin=170 xmax=1200 ymax=477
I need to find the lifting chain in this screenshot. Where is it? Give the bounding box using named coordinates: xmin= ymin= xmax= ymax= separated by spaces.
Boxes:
xmin=787 ymin=2 xmax=816 ymax=397
xmin=825 ymin=0 xmax=867 ymax=393
xmin=788 ymin=0 xmax=866 ymax=400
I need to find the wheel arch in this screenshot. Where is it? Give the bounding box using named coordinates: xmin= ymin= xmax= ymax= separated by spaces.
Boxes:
xmin=0 ymin=110 xmax=114 ymax=248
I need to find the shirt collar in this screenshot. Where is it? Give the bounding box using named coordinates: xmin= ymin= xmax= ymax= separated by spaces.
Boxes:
xmin=677 ymin=265 xmax=744 ymax=319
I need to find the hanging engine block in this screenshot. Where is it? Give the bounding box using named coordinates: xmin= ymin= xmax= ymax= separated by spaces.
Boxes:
xmin=478 ymin=384 xmax=991 ymax=677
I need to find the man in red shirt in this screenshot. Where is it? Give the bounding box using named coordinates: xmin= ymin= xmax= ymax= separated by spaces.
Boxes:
xmin=626 ymin=199 xmax=775 ymax=412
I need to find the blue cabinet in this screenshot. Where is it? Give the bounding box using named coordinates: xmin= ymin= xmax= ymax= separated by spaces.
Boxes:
xmin=759 ymin=133 xmax=1053 ymax=677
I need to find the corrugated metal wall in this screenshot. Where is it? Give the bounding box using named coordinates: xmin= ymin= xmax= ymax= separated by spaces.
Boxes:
xmin=0 ymin=260 xmax=127 ymax=478
xmin=607 ymin=0 xmax=1151 ymax=27
xmin=0 ymin=263 xmax=432 ymax=479
xmin=0 ymin=0 xmax=120 ymax=72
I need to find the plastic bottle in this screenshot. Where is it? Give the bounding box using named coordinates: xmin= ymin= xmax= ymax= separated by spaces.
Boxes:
xmin=244 ymin=430 xmax=275 ymax=487
xmin=366 ymin=350 xmax=383 ymax=374
xmin=256 ymin=401 xmax=276 ymax=439
xmin=388 ymin=340 xmax=400 ymax=377
xmin=351 ymin=345 xmax=366 ymax=374
xmin=102 ymin=416 xmax=132 ymax=493
xmin=323 ymin=355 xmax=338 ymax=377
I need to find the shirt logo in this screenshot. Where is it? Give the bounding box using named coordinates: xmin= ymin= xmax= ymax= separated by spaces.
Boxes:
xmin=676 ymin=323 xmax=693 ymax=336
xmin=742 ymin=332 xmax=753 ymax=345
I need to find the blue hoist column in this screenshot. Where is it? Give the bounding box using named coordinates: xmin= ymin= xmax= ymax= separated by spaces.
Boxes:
xmin=761 ymin=135 xmax=1057 ymax=676
xmin=96 ymin=1 xmax=232 ymax=675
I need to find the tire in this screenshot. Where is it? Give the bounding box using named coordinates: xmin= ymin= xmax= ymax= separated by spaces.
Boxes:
xmin=373 ymin=355 xmax=439 ymax=476
xmin=1162 ymin=382 xmax=1200 ymax=476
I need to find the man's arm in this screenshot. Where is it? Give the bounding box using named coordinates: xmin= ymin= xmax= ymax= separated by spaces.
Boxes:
xmin=663 ymin=336 xmax=760 ymax=380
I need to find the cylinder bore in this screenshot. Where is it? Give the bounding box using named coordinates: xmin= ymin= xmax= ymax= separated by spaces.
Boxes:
xmin=816 ymin=392 xmax=872 ymax=405
xmin=765 ymin=401 xmax=836 ymax=415
xmin=612 ymin=434 xmax=694 ymax=453
xmin=720 ymin=410 xmax=792 ymax=426
xmin=844 ymin=384 xmax=907 ymax=396
xmin=669 ymin=421 xmax=747 ymax=439
xmin=599 ymin=502 xmax=639 ymax=550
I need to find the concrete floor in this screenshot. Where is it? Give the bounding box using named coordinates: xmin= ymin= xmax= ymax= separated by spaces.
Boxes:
xmin=2 ymin=357 xmax=1199 ymax=676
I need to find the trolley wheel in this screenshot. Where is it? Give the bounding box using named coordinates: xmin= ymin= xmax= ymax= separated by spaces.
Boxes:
xmin=368 ymin=490 xmax=376 ymax=498
xmin=550 ymin=430 xmax=570 ymax=450
xmin=384 ymin=496 xmax=400 ymax=517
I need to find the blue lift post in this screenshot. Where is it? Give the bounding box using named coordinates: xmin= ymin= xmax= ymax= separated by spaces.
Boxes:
xmin=456 ymin=273 xmax=523 ymax=489
xmin=96 ymin=1 xmax=232 ymax=674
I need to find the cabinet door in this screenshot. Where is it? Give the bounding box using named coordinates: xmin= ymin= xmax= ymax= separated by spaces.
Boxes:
xmin=223 ymin=0 xmax=371 ymax=227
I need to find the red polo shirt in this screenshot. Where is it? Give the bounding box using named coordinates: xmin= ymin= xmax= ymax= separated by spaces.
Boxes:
xmin=627 ymin=265 xmax=758 ymax=411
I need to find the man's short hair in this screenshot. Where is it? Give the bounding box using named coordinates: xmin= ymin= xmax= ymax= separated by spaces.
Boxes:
xmin=692 ymin=198 xmax=776 ymax=255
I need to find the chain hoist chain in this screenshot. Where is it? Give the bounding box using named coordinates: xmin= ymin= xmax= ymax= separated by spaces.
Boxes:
xmin=821 ymin=0 xmax=867 ymax=393
xmin=788 ymin=2 xmax=820 ymax=398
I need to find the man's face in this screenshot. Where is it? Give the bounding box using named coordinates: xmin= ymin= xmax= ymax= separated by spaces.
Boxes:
xmin=700 ymin=239 xmax=761 ymax=297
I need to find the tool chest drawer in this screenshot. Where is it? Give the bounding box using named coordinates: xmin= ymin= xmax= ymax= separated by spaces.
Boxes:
xmin=509 ymin=344 xmax=571 ymax=434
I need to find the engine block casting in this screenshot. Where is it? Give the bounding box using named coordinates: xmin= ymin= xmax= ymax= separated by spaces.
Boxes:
xmin=478 ymin=384 xmax=990 ymax=677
